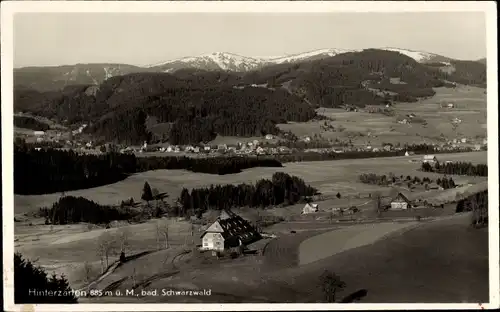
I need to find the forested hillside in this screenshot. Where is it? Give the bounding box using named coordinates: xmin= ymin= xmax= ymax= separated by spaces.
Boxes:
xmin=14 ymin=116 xmax=50 ymax=131
xmin=14 ymin=63 xmax=147 ymax=92
xmin=13 ymin=49 xmax=486 ymax=145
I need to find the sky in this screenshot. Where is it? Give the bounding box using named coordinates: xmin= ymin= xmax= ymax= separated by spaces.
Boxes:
xmin=14 ymin=12 xmax=487 ymax=68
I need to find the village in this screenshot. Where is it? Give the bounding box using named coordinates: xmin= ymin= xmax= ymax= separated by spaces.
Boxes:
xmin=17 ymin=122 xmax=487 ymax=157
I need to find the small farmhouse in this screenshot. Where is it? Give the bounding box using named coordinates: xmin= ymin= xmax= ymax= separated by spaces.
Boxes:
xmin=427 ymin=182 xmax=443 ymax=191
xmin=390 ymin=192 xmax=412 ymax=210
xmin=422 ymin=155 xmax=438 ymax=164
xmin=447 ymin=103 xmax=455 ymax=108
xmin=302 ymin=203 xmax=319 ymax=214
xmin=404 ymin=151 xmax=410 ymax=157
xmin=200 ymin=210 xmax=261 ymax=252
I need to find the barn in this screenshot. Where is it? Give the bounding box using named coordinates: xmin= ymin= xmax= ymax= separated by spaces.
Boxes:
xmin=302 ymin=203 xmax=319 ymax=214
xmin=390 ymin=192 xmax=412 ymax=210
xmin=422 ymin=154 xmax=438 ymax=164
xmin=200 ymin=210 xmax=261 ymax=252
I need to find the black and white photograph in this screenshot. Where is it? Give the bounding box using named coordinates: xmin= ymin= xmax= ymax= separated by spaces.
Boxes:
xmin=2 ymin=1 xmax=498 ymax=311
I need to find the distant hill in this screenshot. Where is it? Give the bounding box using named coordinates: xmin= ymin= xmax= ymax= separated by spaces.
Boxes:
xmin=14 ymin=47 xmax=485 ymax=92
xmin=13 ymin=48 xmax=486 ymax=145
xmin=14 ymin=64 xmax=150 ymax=92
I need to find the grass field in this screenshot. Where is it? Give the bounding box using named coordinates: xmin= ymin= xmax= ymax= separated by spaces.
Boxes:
xmin=72 ymin=212 xmax=488 ymax=303
xmin=278 ymin=85 xmax=486 ymax=146
xmin=298 ymin=221 xmax=419 ymax=265
xmin=14 ymin=151 xmax=487 ymax=215
xmin=14 ymin=217 xmax=203 ymax=290
xmin=272 ymin=213 xmax=488 ymax=303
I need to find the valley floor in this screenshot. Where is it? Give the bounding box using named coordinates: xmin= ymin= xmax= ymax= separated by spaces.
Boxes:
xmin=14 ymin=151 xmax=487 ymax=215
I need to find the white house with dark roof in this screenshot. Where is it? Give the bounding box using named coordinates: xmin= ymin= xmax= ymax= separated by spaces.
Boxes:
xmin=200 ymin=210 xmax=261 ymax=252
xmin=302 ymin=203 xmax=319 ymax=214
xmin=390 ymin=192 xmax=412 ymax=210
xmin=422 ymin=155 xmax=438 ymax=164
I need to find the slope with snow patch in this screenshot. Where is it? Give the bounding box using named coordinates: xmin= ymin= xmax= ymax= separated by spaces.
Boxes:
xmin=149 ymin=48 xmax=452 ymax=73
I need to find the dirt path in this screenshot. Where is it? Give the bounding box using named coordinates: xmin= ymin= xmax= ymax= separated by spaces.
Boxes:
xmin=298 ymin=221 xmax=419 ymax=265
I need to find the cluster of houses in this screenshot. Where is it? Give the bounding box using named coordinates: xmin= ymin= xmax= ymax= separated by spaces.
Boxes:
xmin=121 ymin=139 xmax=294 ymax=156
xmin=112 ymin=137 xmax=486 ymax=156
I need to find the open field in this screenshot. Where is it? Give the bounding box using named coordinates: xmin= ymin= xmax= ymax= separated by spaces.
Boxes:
xmin=272 ymin=213 xmax=488 ymax=303
xmin=298 ymin=221 xmax=419 ymax=265
xmin=14 ymin=151 xmax=487 ymax=215
xmin=70 ymin=212 xmax=488 ymax=303
xmin=14 ymin=217 xmax=203 ymax=290
xmin=278 ymin=85 xmax=487 ymax=146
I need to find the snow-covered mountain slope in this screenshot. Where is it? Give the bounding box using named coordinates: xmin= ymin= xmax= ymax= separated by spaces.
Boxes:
xmin=383 ymin=47 xmax=452 ymax=63
xmin=149 ymin=52 xmax=264 ymax=72
xmin=15 ymin=48 xmax=482 ymax=92
xmin=265 ymin=48 xmax=360 ymax=64
xmin=148 ymin=48 xmax=453 ymax=73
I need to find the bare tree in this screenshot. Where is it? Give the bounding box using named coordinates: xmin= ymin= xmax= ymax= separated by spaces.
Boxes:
xmin=96 ymin=231 xmax=117 ymax=271
xmin=82 ymin=261 xmax=95 ymax=290
xmin=319 ymin=270 xmax=346 ymax=303
xmin=156 ymin=220 xmax=170 ymax=249
xmin=131 ymin=267 xmax=138 ymax=289
xmin=470 ymin=194 xmax=480 ymax=227
xmin=117 ymin=227 xmax=131 ymax=254
xmin=373 ymin=191 xmax=383 ymax=216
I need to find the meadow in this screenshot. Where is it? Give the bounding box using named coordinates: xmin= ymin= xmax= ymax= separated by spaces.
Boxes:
xmin=14 ymin=151 xmax=487 ymax=215
xmin=73 ymin=212 xmax=488 ymax=303
xmin=278 ymin=85 xmax=487 ymax=146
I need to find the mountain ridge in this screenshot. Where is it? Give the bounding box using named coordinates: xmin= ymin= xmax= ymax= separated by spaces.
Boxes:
xmin=15 ymin=47 xmax=486 ymax=92
xmin=14 ymin=48 xmax=486 ymax=146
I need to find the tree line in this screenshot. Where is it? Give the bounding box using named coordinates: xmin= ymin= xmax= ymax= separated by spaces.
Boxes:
xmin=273 ymin=143 xmax=468 ymax=163
xmin=421 ymin=161 xmax=488 ymax=176
xmin=15 ymin=141 xmax=473 ymax=195
xmin=359 ymin=173 xmax=456 ymax=189
xmin=38 ymin=196 xmax=138 ymax=225
xmin=177 ymin=172 xmax=319 ymax=216
xmin=14 ymin=144 xmax=284 ymax=194
xmin=14 ymin=144 xmax=136 ymax=195
xmin=14 ymin=115 xmax=50 ymax=131
xmin=14 ymin=253 xmax=78 ymax=303
xmin=136 ymin=155 xmax=282 ymax=175
xmin=455 ymin=190 xmax=488 ymax=228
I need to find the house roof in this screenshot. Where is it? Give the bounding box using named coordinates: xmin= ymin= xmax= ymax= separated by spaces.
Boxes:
xmin=304 ymin=203 xmax=318 ymax=208
xmin=391 ymin=191 xmax=412 ymax=204
xmin=201 ymin=210 xmax=261 ymax=244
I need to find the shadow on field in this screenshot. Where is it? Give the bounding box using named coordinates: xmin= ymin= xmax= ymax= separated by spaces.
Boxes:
xmin=340 ymin=289 xmax=368 ymax=303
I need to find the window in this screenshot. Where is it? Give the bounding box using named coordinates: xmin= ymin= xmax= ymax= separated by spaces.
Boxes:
xmin=203 ymin=242 xmax=208 ymax=246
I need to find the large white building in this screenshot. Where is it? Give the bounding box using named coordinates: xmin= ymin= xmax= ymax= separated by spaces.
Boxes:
xmin=200 ymin=210 xmax=261 ymax=252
